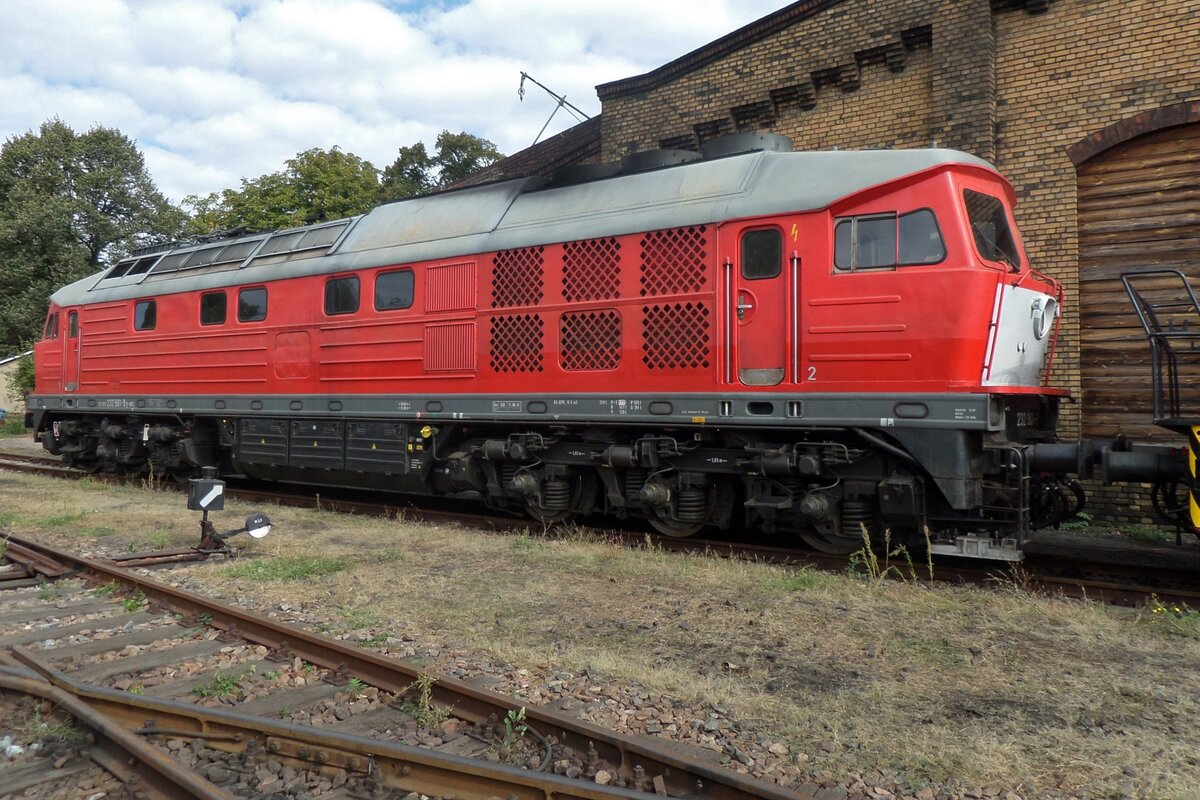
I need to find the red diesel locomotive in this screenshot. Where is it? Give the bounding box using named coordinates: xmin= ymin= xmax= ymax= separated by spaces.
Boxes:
xmin=30 ymin=134 xmax=1101 ymax=559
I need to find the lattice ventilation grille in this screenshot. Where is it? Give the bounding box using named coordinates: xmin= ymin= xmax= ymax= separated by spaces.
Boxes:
xmin=642 ymin=303 xmax=711 ymax=370
xmin=560 ymin=310 xmax=622 ymax=371
xmin=492 ymin=247 xmax=544 ymax=308
xmin=490 ymin=314 xmax=544 ymax=373
xmin=640 ymin=226 xmax=708 ymax=297
xmin=562 ymin=237 xmax=621 ymax=302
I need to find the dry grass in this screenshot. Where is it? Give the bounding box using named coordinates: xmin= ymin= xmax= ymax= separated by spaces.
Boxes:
xmin=3 ymin=469 xmax=1200 ymax=797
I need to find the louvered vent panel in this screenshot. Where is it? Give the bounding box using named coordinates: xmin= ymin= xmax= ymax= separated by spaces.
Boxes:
xmin=426 ymin=262 xmax=476 ymax=312
xmin=562 ymin=238 xmax=620 ymax=302
xmin=640 ymin=226 xmax=708 ymax=296
xmin=560 ymin=310 xmax=621 ymax=371
xmin=491 ymin=247 xmax=544 ymax=308
xmin=489 ymin=314 xmax=544 ymax=373
xmin=424 ymin=322 xmax=476 ymax=372
xmin=642 ymin=303 xmax=711 ymax=370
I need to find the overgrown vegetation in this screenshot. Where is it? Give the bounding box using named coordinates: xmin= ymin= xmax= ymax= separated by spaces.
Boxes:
xmin=4 ymin=469 xmax=1199 ymax=797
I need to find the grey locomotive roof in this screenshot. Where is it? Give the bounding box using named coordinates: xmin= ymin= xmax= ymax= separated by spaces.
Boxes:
xmin=51 ymin=148 xmax=995 ymax=307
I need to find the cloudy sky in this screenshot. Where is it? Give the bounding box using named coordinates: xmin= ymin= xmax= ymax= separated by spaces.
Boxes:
xmin=0 ymin=0 xmax=787 ymax=204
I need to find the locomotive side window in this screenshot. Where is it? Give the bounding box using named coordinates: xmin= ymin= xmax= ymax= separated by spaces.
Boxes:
xmin=834 ymin=210 xmax=945 ymax=271
xmin=68 ymin=311 xmax=78 ymax=338
xmin=741 ymin=229 xmax=783 ymax=279
xmin=200 ymin=291 xmax=227 ymax=325
xmin=43 ymin=313 xmax=59 ymax=340
xmin=964 ymin=190 xmax=1020 ymax=268
xmin=238 ymin=287 xmax=268 ymax=322
xmin=898 ymin=210 xmax=945 ymax=264
xmin=134 ymin=300 xmax=157 ymax=331
xmin=325 ymin=276 xmax=360 ymax=316
xmin=375 ymin=269 xmax=415 ymax=311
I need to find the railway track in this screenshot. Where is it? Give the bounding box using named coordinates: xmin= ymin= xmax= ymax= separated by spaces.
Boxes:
xmin=2 ymin=450 xmax=1198 ymax=607
xmin=0 ymin=534 xmax=813 ymax=800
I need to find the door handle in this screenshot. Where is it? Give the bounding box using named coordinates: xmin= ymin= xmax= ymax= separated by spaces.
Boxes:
xmin=736 ymin=299 xmax=754 ymax=320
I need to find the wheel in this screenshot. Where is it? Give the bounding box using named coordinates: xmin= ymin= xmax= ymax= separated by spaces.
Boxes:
xmin=648 ymin=516 xmax=704 ymax=538
xmin=799 ymin=529 xmax=865 ymax=554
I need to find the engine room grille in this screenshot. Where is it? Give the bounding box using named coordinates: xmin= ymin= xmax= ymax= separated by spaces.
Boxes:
xmin=562 ymin=237 xmax=620 ymax=302
xmin=489 ymin=314 xmax=544 ymax=373
xmin=642 ymin=302 xmax=711 ymax=370
xmin=492 ymin=247 xmax=544 ymax=308
xmin=639 ymin=226 xmax=708 ymax=297
xmin=560 ymin=310 xmax=621 ymax=371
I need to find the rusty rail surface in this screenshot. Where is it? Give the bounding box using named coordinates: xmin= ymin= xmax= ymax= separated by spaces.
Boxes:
xmin=0 ymin=660 xmax=232 ymax=800
xmin=0 ymin=533 xmax=810 ymax=800
xmin=1 ymin=653 xmax=661 ymax=800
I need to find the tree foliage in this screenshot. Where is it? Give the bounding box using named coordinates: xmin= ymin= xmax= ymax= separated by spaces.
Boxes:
xmin=4 ymin=352 xmax=35 ymax=403
xmin=379 ymin=131 xmax=503 ymax=202
xmin=188 ymin=132 xmax=503 ymax=235
xmin=185 ymin=147 xmax=380 ymax=235
xmin=0 ymin=119 xmax=184 ymax=353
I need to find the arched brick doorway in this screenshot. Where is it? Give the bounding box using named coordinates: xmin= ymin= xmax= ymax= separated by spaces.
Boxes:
xmin=1073 ymin=105 xmax=1200 ymax=440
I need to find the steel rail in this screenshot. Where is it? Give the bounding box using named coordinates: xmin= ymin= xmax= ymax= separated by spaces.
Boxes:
xmin=0 ymin=533 xmax=810 ymax=800
xmin=0 ymin=661 xmax=232 ymax=800
xmin=3 ymin=652 xmax=717 ymax=800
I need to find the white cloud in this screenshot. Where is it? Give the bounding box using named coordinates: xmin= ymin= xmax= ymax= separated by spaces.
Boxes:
xmin=0 ymin=0 xmax=788 ymax=202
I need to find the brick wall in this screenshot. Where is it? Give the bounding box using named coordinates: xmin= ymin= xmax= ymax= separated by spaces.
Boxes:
xmin=597 ymin=0 xmax=1200 ymax=524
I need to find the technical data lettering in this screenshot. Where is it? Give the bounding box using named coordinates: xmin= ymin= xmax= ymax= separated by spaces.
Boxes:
xmin=602 ymin=398 xmax=645 ymax=416
xmin=492 ymin=400 xmax=523 ymax=413
xmin=953 ymin=407 xmax=980 ymax=421
xmin=396 ymin=400 xmax=414 ymax=412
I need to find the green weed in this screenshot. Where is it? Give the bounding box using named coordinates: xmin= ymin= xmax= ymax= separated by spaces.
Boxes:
xmin=40 ymin=511 xmax=85 ymax=528
xmin=402 ymin=673 xmax=450 ymax=727
xmin=192 ymin=666 xmax=256 ymax=699
xmin=347 ymin=677 xmax=367 ymax=698
xmin=222 ymin=555 xmax=349 ymax=582
xmin=763 ymin=568 xmax=839 ymax=593
xmin=93 ymin=580 xmax=119 ymax=597
xmin=36 ymin=581 xmax=65 ymax=601
xmin=1145 ymin=596 xmax=1200 ymax=639
xmin=121 ymin=591 xmax=147 ymax=612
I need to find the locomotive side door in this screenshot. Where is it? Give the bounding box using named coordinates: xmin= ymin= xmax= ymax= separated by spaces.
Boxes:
xmin=62 ymin=310 xmax=80 ymax=392
xmin=733 ymin=227 xmax=787 ymax=386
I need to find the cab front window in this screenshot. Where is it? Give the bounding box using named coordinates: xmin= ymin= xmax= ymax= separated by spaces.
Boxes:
xmin=964 ymin=189 xmax=1021 ymax=268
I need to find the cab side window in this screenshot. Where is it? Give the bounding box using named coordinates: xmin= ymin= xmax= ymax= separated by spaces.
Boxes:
xmin=43 ymin=313 xmax=59 ymax=340
xmin=834 ymin=210 xmax=945 ymax=271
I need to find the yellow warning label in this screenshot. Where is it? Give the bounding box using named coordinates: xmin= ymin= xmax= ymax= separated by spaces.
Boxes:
xmin=691 ymin=416 xmax=707 ymax=424
xmin=1190 ymin=426 xmax=1200 ymax=529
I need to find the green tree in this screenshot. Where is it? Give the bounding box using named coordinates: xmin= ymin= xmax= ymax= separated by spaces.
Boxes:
xmin=379 ymin=142 xmax=434 ymax=202
xmin=0 ymin=119 xmax=184 ymax=352
xmin=379 ymin=131 xmax=503 ymax=201
xmin=185 ymin=146 xmax=379 ymax=235
xmin=432 ymin=130 xmax=503 ymax=187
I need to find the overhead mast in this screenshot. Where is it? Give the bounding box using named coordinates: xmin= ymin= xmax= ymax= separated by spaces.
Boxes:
xmin=518 ymin=72 xmax=591 ymax=146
